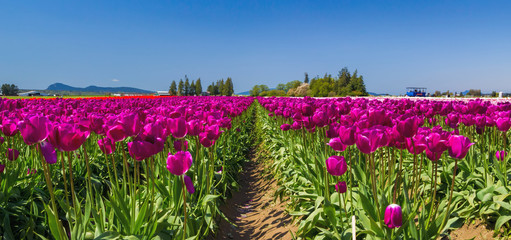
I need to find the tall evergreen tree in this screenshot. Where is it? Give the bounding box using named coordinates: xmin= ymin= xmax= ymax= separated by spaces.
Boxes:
xmin=304 ymin=72 xmax=309 ymax=83
xmin=190 ymin=80 xmax=196 ymax=96
xmin=214 ymin=83 xmax=220 ymax=95
xmin=225 ymin=77 xmax=234 ymax=96
xmin=184 ymin=77 xmax=190 ymax=96
xmin=195 ymin=78 xmax=202 ymax=95
xmin=178 ymin=79 xmax=184 ymax=96
xmin=207 ymin=82 xmax=215 ymax=95
xmin=169 ymin=80 xmax=177 ymax=95
xmin=216 ymin=79 xmax=225 ymax=95
xmin=336 ymin=67 xmax=351 ymax=95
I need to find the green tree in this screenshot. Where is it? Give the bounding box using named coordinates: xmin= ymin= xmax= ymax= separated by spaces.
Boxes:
xmin=195 ymin=78 xmax=202 ymax=95
xmin=304 ymin=72 xmax=309 ymax=83
xmin=276 ymin=83 xmax=286 ymax=91
xmin=249 ymin=84 xmax=269 ymax=96
xmin=207 ymin=82 xmax=214 ymax=95
xmin=310 ymin=78 xmax=333 ymax=97
xmin=348 ymin=75 xmax=367 ymax=96
xmin=285 ymin=80 xmax=302 ymax=92
xmin=1 ymin=84 xmax=19 ymax=96
xmin=178 ymin=79 xmax=184 ymax=96
xmin=217 ymin=79 xmax=225 ymax=95
xmin=190 ymin=80 xmax=196 ymax=96
xmin=169 ymin=80 xmax=177 ymax=95
xmin=336 ymin=67 xmax=351 ymax=95
xmin=207 ymin=82 xmax=220 ymax=95
xmin=224 ymin=77 xmax=234 ymax=96
xmin=184 ymin=77 xmax=190 ymax=96
xmin=260 ymin=89 xmax=286 ymax=96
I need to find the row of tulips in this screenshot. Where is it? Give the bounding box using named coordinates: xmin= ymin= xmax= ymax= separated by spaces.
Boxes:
xmin=257 ymin=96 xmax=511 ymax=239
xmin=0 ymin=96 xmax=254 ymax=239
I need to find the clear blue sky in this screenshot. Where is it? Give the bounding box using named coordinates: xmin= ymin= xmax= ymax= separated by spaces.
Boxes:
xmin=1 ymin=0 xmax=510 ymax=95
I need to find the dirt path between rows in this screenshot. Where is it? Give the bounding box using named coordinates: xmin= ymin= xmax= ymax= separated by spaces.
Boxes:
xmin=213 ymin=154 xmax=297 ymax=240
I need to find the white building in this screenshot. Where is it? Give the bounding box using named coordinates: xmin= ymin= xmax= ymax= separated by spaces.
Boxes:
xmin=18 ymin=91 xmax=48 ymax=96
xmin=156 ymin=91 xmax=171 ymax=96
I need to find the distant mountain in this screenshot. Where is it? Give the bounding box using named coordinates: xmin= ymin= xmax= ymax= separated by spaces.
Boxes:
xmin=236 ymin=91 xmax=250 ymax=96
xmin=46 ymin=83 xmax=154 ymax=94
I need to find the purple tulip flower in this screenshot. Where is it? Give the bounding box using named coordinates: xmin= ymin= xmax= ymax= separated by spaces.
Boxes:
xmin=166 ymin=151 xmax=193 ymax=176
xmin=98 ymin=138 xmax=116 ymax=155
xmin=19 ymin=115 xmax=52 ymax=145
xmin=335 ymin=181 xmax=347 ymax=193
xmin=6 ymin=148 xmax=19 ymax=161
xmin=496 ymin=150 xmax=507 ymax=161
xmin=325 ymin=155 xmax=348 ymax=176
xmin=384 ymin=204 xmax=403 ymax=229
xmin=448 ymin=135 xmax=474 ymax=159
xmin=184 ymin=175 xmax=195 ymax=194
xmin=40 ymin=141 xmax=57 ymax=164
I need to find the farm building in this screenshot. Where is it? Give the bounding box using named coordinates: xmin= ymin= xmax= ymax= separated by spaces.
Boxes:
xmin=156 ymin=91 xmax=171 ymax=96
xmin=18 ymin=91 xmax=48 ymax=96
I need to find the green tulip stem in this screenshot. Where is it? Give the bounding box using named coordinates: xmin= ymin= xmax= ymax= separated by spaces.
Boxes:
xmin=370 ymin=153 xmax=380 ymax=222
xmin=67 ymin=152 xmax=78 ymax=217
xmin=181 ymin=175 xmax=187 ymax=240
xmin=324 ymin=128 xmax=330 ymax=202
xmin=110 ymin=152 xmax=119 ymax=188
xmin=60 ymin=151 xmax=70 ymax=207
xmin=82 ymin=143 xmax=93 ymax=198
xmin=427 ymin=161 xmax=438 ymax=226
xmin=38 ymin=143 xmax=66 ymax=239
xmin=348 ymin=146 xmax=354 ymax=217
xmin=439 ymin=157 xmax=459 ymax=237
xmin=393 ymin=149 xmax=404 ymax=203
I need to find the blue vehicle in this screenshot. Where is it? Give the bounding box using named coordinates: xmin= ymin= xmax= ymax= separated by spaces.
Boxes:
xmin=406 ymin=87 xmax=427 ymax=97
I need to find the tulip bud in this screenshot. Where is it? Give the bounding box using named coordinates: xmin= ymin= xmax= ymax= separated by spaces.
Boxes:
xmin=184 ymin=175 xmax=195 ymax=194
xmin=448 ymin=135 xmax=474 ymax=159
xmin=496 ymin=117 xmax=511 ymax=132
xmin=325 ymin=155 xmax=348 ymax=176
xmin=335 ymin=181 xmax=347 ymax=193
xmin=199 ymin=133 xmax=215 ymax=148
xmin=328 ymin=138 xmax=347 ymax=152
xmin=168 ymin=117 xmax=187 ymax=139
xmin=166 ymin=151 xmax=193 ymax=176
xmin=2 ymin=119 xmax=18 ymax=137
xmin=384 ymin=204 xmax=403 ymax=229
xmin=98 ymin=138 xmax=116 ymax=155
xmin=301 ymin=103 xmax=313 ymax=117
xmin=280 ymin=124 xmax=291 ymax=131
xmin=6 ymin=148 xmax=19 ymax=161
xmin=19 ymin=115 xmax=52 ymax=145
xmin=174 ymin=140 xmax=189 ymax=151
xmin=496 ymin=150 xmax=507 ymax=161
xmin=40 ymin=141 xmax=57 ymax=164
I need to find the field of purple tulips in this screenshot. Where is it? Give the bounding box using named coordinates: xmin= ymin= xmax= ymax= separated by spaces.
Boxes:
xmin=0 ymin=96 xmax=255 ymax=239
xmin=1 ymin=96 xmax=511 ymax=239
xmin=258 ymin=96 xmax=511 ymax=239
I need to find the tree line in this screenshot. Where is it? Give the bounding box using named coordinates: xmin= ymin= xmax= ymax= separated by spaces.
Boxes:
xmin=249 ymin=67 xmax=368 ymax=97
xmin=1 ymin=84 xmax=20 ymax=96
xmin=206 ymin=77 xmax=234 ymax=96
xmin=169 ymin=76 xmax=234 ymax=96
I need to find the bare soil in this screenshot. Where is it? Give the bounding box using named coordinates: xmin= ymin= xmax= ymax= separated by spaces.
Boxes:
xmin=445 ymin=220 xmax=498 ymax=240
xmin=213 ymin=156 xmax=297 ymax=240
